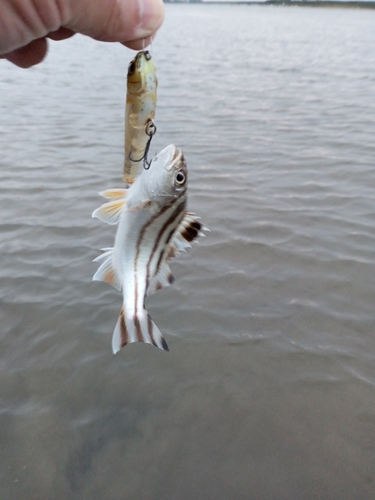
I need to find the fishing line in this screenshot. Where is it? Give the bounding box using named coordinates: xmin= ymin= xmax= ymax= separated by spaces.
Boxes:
xmin=149 ymin=37 xmax=154 ymax=56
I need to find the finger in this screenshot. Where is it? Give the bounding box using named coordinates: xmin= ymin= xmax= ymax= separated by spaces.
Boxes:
xmin=64 ymin=0 xmax=164 ymax=43
xmin=3 ymin=38 xmax=48 ymax=68
xmin=121 ymin=35 xmax=154 ymax=51
xmin=47 ymin=27 xmax=75 ymax=41
xmin=0 ymin=0 xmax=62 ymax=55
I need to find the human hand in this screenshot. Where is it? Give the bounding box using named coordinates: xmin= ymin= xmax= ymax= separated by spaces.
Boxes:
xmin=0 ymin=0 xmax=165 ymax=68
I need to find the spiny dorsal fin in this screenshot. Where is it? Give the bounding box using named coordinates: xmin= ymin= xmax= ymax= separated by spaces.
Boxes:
xmin=92 ymin=199 xmax=126 ymax=225
xmin=145 ymin=212 xmax=208 ymax=296
xmin=167 ymin=212 xmax=209 ymax=260
xmin=93 ymin=248 xmax=121 ymax=291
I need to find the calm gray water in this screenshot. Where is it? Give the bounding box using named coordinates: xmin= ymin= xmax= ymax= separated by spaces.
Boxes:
xmin=1 ymin=4 xmax=375 ymax=499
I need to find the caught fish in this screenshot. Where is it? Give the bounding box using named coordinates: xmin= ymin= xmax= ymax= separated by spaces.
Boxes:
xmin=92 ymin=145 xmax=207 ymax=353
xmin=124 ymin=50 xmax=158 ymax=184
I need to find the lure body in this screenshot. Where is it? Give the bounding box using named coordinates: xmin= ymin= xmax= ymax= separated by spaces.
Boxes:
xmin=124 ymin=50 xmax=158 ymax=184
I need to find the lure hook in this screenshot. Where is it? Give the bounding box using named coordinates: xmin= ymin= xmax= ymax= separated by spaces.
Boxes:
xmin=128 ymin=119 xmax=157 ymax=170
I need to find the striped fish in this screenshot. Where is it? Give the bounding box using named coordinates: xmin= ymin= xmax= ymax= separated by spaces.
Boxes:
xmin=92 ymin=144 xmax=207 ymax=353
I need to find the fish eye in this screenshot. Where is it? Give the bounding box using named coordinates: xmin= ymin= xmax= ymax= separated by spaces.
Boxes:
xmin=175 ymin=171 xmax=186 ymax=185
xmin=128 ymin=61 xmax=136 ymax=75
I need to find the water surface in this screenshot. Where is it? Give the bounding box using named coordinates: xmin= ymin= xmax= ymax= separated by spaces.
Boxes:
xmin=0 ymin=4 xmax=375 ymax=499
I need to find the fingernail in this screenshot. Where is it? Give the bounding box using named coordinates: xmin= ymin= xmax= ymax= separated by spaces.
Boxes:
xmin=137 ymin=0 xmax=165 ymax=36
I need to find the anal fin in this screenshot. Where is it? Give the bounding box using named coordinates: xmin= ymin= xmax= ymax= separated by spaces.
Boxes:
xmin=93 ymin=249 xmax=121 ymax=291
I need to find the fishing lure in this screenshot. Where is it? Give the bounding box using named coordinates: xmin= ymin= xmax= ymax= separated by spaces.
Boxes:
xmin=123 ymin=50 xmax=158 ymax=184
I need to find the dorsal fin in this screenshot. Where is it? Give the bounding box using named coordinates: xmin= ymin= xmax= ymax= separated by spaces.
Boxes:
xmin=146 ymin=213 xmax=208 ymax=296
xmin=166 ymin=212 xmax=209 ymax=260
xmin=147 ymin=263 xmax=175 ymax=296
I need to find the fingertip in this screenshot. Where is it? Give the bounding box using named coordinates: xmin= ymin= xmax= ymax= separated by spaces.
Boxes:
xmin=47 ymin=27 xmax=75 ymax=42
xmin=4 ymin=38 xmax=48 ymax=68
xmin=64 ymin=0 xmax=164 ymax=44
xmin=139 ymin=0 xmax=165 ymax=34
xmin=121 ymin=35 xmax=154 ymax=51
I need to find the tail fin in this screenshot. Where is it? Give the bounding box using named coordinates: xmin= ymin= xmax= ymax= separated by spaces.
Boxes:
xmin=112 ymin=307 xmax=169 ymax=354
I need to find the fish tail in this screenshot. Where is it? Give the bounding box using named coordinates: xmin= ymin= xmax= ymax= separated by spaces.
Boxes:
xmin=112 ymin=306 xmax=169 ymax=354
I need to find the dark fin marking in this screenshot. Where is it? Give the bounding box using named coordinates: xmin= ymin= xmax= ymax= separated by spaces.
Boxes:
xmin=182 ymin=225 xmax=199 ymax=242
xmin=148 ymin=314 xmax=157 ymax=347
xmin=190 ymin=221 xmax=202 ymax=231
xmin=161 ymin=338 xmax=169 ymax=352
xmin=147 ymin=263 xmax=175 ymax=296
xmin=120 ymin=307 xmax=129 ymax=348
xmin=134 ymin=316 xmax=144 ymax=343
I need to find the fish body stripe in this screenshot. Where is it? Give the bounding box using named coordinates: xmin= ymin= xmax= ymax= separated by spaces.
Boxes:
xmin=117 ymin=194 xmax=185 ymax=351
xmin=145 ymin=198 xmax=186 ymax=290
xmin=133 ymin=195 xmax=186 ymax=316
xmin=154 ymin=225 xmax=179 ymax=277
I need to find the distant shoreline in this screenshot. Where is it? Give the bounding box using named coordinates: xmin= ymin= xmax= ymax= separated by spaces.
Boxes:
xmin=164 ymin=1 xmax=375 ymax=9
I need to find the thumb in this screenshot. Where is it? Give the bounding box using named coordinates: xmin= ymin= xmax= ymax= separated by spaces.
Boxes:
xmin=63 ymin=0 xmax=165 ymax=44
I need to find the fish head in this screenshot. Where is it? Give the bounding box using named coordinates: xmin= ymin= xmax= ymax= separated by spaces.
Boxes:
xmin=144 ymin=145 xmax=188 ymax=205
xmin=127 ymin=51 xmax=157 ymax=95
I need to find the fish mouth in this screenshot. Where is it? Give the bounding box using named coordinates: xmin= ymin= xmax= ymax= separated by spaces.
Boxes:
xmin=172 ymin=147 xmax=184 ymax=166
xmin=172 ymin=148 xmax=182 ymax=163
xmin=153 ymin=145 xmax=185 ymax=171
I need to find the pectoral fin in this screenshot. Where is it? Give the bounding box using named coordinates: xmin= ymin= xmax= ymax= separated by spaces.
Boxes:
xmin=92 ymin=199 xmax=126 ymax=225
xmin=126 ymin=199 xmax=152 ymax=213
xmin=100 ymin=188 xmax=128 ymax=200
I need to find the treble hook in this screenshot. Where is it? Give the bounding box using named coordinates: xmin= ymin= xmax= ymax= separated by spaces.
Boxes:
xmin=128 ymin=119 xmax=157 ymax=170
xmin=143 ymin=120 xmax=157 ymax=169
